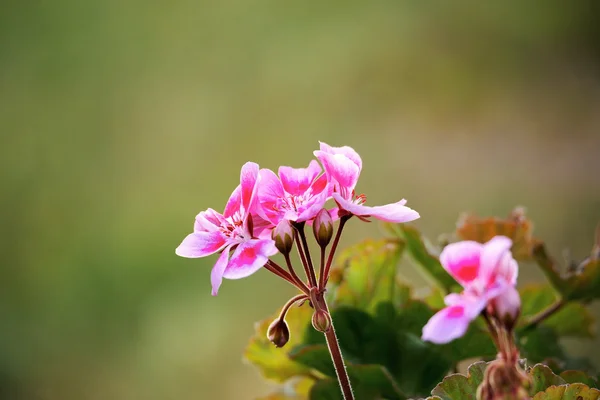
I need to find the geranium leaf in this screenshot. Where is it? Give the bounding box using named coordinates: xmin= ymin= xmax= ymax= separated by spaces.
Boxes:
xmin=519 ymin=285 xmax=595 ymax=338
xmin=427 ymin=361 xmax=487 ymax=400
xmin=533 ymin=242 xmax=600 ymax=302
xmin=532 ymin=383 xmax=600 ymax=399
xmin=326 ymin=238 xmax=406 ymax=312
xmin=387 ymin=224 xmax=456 ymax=292
xmin=454 ymin=207 xmax=536 ymax=261
xmin=289 ymin=345 xmax=336 ymax=378
xmin=309 ymin=365 xmax=407 ymax=400
xmin=560 ymin=371 xmax=599 ymax=388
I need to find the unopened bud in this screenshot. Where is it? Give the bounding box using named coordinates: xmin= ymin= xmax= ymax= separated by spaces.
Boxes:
xmin=272 ymin=220 xmax=294 ymax=255
xmin=313 ymin=209 xmax=334 ymax=247
xmin=311 ymin=309 xmax=332 ymax=333
xmin=491 ymin=285 xmax=521 ymax=330
xmin=267 ymin=318 xmax=290 ymax=348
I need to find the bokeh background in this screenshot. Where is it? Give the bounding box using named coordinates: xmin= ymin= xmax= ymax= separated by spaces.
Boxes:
xmin=1 ymin=1 xmax=600 ymax=399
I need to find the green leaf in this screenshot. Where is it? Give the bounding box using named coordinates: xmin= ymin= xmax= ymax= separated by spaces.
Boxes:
xmin=289 ymin=345 xmax=336 ymax=378
xmin=326 ymin=238 xmax=406 ymax=312
xmin=302 ymin=305 xmax=450 ymax=397
xmin=519 ymin=285 xmax=595 ymax=338
xmin=309 ymin=365 xmax=407 ymax=400
xmin=427 ymin=361 xmax=487 ymax=400
xmin=245 ymin=302 xmax=313 ymax=383
xmin=518 ymin=325 xmax=566 ymax=363
xmin=532 ymin=383 xmax=600 ymax=400
xmin=257 ymin=378 xmax=313 ymax=400
xmin=533 ymin=242 xmax=600 ymax=302
xmin=560 ymin=371 xmax=599 ymax=388
xmin=528 ymin=363 xmax=567 ymax=394
xmin=387 ymin=224 xmax=456 ymax=292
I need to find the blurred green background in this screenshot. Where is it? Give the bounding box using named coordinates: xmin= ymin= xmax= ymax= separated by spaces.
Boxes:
xmin=1 ymin=1 xmax=600 ymax=399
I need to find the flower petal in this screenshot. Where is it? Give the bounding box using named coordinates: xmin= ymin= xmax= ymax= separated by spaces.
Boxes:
xmin=210 ymin=248 xmax=231 ymax=296
xmin=240 ymin=162 xmax=259 ymax=214
xmin=421 ymin=304 xmax=476 ymax=344
xmin=439 ymin=240 xmax=483 ymax=287
xmin=278 ymin=160 xmax=322 ymax=196
xmin=318 ymin=142 xmax=362 ymax=172
xmin=255 ymin=169 xmax=285 ymax=224
xmin=314 ymin=151 xmax=360 ymax=193
xmin=223 ymin=239 xmax=278 ymax=279
xmin=194 ymin=208 xmax=224 ymax=232
xmin=332 ymin=193 xmax=420 ymax=223
xmin=296 ymin=188 xmax=330 ymax=222
xmin=175 ymin=231 xmax=227 ymax=258
xmin=223 ymin=185 xmax=242 ymax=218
xmin=480 ymin=236 xmax=515 ymax=285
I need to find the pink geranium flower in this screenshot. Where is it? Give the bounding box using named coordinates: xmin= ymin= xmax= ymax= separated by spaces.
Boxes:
xmin=176 ymin=162 xmax=278 ymax=296
xmin=313 ymin=142 xmax=419 ymax=223
xmin=422 ymin=236 xmax=521 ymax=344
xmin=255 ymin=160 xmax=330 ymax=225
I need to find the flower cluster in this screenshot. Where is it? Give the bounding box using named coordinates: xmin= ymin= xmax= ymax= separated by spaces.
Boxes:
xmin=176 ymin=142 xmax=420 ymax=295
xmin=422 ymin=236 xmax=521 ymax=344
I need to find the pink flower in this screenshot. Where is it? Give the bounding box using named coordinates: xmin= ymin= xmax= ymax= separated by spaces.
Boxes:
xmin=175 ymin=162 xmax=278 ymax=296
xmin=422 ymin=236 xmax=521 ymax=344
xmin=255 ymin=160 xmax=330 ymax=225
xmin=313 ymin=142 xmax=419 ymax=223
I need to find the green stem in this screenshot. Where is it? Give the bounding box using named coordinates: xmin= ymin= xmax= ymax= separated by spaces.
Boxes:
xmin=522 ymin=298 xmax=565 ymax=331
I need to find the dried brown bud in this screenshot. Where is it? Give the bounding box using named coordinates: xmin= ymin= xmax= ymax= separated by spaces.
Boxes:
xmin=272 ymin=220 xmax=294 ymax=255
xmin=267 ymin=318 xmax=290 ymax=348
xmin=313 ymin=208 xmax=334 ymax=247
xmin=311 ymin=309 xmax=332 ymax=333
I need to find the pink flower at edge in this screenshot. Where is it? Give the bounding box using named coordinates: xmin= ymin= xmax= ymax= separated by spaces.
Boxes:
xmin=313 ymin=142 xmax=420 ymax=223
xmin=255 ymin=160 xmax=331 ymax=225
xmin=175 ymin=162 xmax=278 ymax=296
xmin=421 ymin=236 xmax=521 ymax=344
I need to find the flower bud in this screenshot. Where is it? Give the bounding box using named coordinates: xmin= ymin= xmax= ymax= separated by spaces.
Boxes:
xmin=313 ymin=208 xmax=334 ymax=247
xmin=272 ymin=220 xmax=294 ymax=255
xmin=311 ymin=309 xmax=332 ymax=333
xmin=492 ymin=285 xmax=521 ymax=330
xmin=267 ymin=318 xmax=290 ymax=348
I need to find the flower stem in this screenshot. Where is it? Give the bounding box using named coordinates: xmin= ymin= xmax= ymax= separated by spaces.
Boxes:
xmin=320 ymin=296 xmax=354 ymax=400
xmin=522 ymin=298 xmax=565 ymax=330
xmin=265 ymin=260 xmax=308 ymax=293
xmin=322 ymin=215 xmax=350 ymax=287
xmin=278 ymin=293 xmax=309 ymax=320
xmin=283 ymin=253 xmax=310 ymax=294
xmin=293 ymin=224 xmax=318 ymax=288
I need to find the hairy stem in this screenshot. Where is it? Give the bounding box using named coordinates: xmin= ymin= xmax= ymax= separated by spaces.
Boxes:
xmin=321 ymin=296 xmax=354 ymax=400
xmin=278 ymin=293 xmax=309 ymax=320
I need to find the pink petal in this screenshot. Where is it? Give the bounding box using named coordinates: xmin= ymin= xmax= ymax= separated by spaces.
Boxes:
xmin=223 ymin=185 xmax=242 ymax=218
xmin=422 ymin=304 xmax=476 ymax=344
xmin=314 ymin=151 xmax=360 ymax=192
xmin=278 ymin=160 xmax=322 ymax=196
xmin=255 ymin=169 xmax=285 ymax=224
xmin=194 ymin=208 xmax=224 ymax=232
xmin=296 ymin=189 xmax=330 ymax=222
xmin=223 ymin=239 xmax=278 ymax=279
xmin=479 ymin=236 xmax=515 ymax=286
xmin=210 ymin=248 xmax=231 ymax=296
xmin=240 ymin=162 xmax=259 ymax=214
xmin=318 ymin=142 xmax=362 ymax=172
xmin=439 ymin=241 xmax=483 ymax=287
xmin=175 ymin=231 xmax=227 ymax=258
xmin=332 ymin=193 xmax=420 ymax=223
